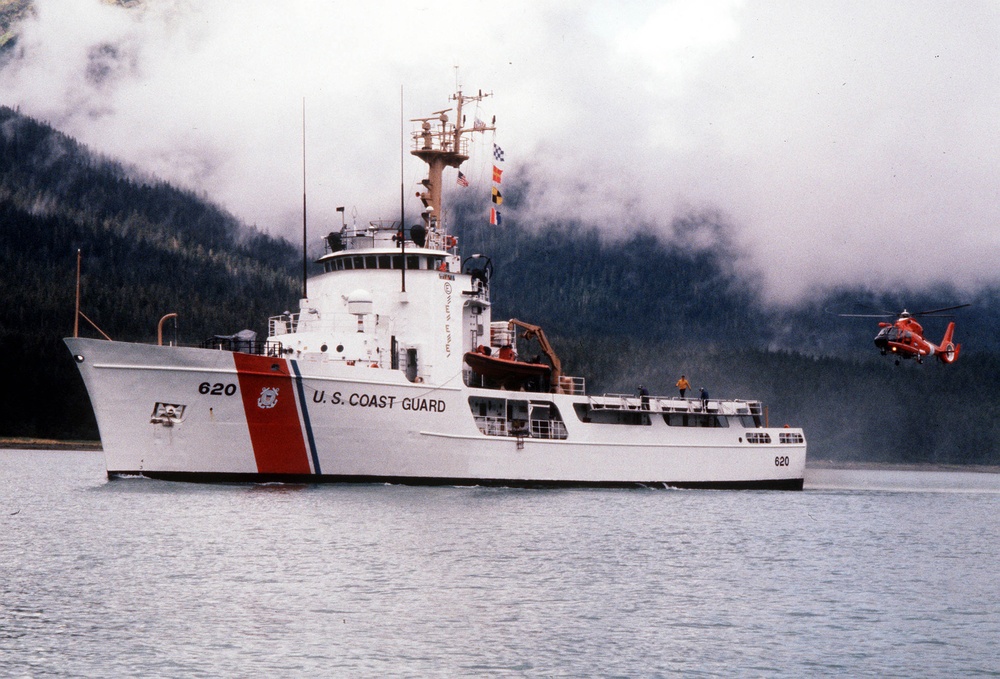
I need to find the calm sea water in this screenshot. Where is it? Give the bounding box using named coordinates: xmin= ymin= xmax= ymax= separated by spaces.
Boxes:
xmin=2 ymin=450 xmax=1000 ymax=677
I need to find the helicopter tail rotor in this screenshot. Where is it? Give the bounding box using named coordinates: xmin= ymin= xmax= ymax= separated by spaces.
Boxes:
xmin=936 ymin=322 xmax=961 ymax=364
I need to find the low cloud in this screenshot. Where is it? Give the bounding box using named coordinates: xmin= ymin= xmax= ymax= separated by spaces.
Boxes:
xmin=2 ymin=0 xmax=998 ymax=303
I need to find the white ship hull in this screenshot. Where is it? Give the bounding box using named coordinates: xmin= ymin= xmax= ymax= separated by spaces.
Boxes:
xmin=67 ymin=338 xmax=806 ymax=489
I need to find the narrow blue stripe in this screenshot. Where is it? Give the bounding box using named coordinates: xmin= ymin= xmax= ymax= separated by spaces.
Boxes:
xmin=290 ymin=359 xmax=321 ymax=475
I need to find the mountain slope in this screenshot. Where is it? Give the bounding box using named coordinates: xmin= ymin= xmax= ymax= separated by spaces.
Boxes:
xmin=0 ymin=106 xmax=301 ymax=438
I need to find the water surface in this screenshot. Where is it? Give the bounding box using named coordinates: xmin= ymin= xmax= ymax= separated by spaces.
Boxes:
xmin=3 ymin=450 xmax=999 ymax=676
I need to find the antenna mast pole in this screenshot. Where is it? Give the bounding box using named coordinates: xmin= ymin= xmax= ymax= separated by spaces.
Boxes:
xmin=400 ymin=85 xmax=406 ymax=293
xmin=301 ymin=97 xmax=308 ymax=299
xmin=409 ymin=89 xmax=493 ymax=236
xmin=74 ymin=249 xmax=81 ymax=338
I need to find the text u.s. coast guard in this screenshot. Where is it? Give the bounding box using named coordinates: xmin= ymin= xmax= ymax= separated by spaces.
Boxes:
xmin=312 ymin=390 xmax=446 ymax=412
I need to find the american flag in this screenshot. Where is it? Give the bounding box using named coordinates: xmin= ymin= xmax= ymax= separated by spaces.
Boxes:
xmin=457 ymin=171 xmax=469 ymax=187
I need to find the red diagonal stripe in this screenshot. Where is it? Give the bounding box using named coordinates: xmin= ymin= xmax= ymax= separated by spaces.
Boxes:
xmin=233 ymin=353 xmax=311 ymax=475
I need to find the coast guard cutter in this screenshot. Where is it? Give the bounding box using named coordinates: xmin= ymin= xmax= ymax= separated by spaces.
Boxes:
xmin=66 ymin=89 xmax=806 ymax=489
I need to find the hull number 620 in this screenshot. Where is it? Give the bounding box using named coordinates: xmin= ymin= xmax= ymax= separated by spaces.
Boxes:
xmin=199 ymin=382 xmax=237 ymax=396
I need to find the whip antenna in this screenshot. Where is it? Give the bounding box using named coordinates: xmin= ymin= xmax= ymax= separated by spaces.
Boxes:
xmin=400 ymin=85 xmax=406 ymax=293
xmin=301 ymin=96 xmax=308 ymax=299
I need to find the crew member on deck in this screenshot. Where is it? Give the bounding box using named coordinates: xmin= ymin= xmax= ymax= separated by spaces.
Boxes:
xmin=638 ymin=385 xmax=649 ymax=410
xmin=676 ymin=375 xmax=691 ymax=398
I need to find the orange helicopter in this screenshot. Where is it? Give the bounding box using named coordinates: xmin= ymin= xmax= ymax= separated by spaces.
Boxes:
xmin=839 ymin=305 xmax=970 ymax=365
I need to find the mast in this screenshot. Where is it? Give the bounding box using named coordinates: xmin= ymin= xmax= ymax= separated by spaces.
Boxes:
xmin=400 ymin=86 xmax=406 ymax=292
xmin=74 ymin=249 xmax=81 ymax=338
xmin=410 ymin=89 xmax=493 ymax=236
xmin=301 ymin=97 xmax=308 ymax=299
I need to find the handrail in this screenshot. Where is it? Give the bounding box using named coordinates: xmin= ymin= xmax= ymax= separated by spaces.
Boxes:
xmin=588 ymin=393 xmax=763 ymax=415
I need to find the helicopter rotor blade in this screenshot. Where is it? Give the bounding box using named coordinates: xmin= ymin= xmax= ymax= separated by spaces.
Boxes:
xmin=910 ymin=304 xmax=971 ymax=316
xmin=824 ymin=305 xmax=894 ymax=318
xmin=828 ymin=302 xmax=969 ymax=319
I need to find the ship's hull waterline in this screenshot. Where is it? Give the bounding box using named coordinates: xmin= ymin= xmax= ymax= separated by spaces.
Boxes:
xmin=67 ymin=338 xmax=806 ymax=489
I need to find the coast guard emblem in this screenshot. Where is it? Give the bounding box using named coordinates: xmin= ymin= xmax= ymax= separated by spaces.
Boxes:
xmin=257 ymin=387 xmax=279 ymax=409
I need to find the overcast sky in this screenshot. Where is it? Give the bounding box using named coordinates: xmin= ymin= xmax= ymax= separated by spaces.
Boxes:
xmin=2 ymin=0 xmax=998 ymax=303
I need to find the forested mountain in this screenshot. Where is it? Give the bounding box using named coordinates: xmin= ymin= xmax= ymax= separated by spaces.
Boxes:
xmin=1 ymin=106 xmax=998 ymax=463
xmin=0 ymin=106 xmax=300 ymax=438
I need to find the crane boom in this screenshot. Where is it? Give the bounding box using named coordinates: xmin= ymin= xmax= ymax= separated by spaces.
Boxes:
xmin=509 ymin=318 xmax=563 ymax=388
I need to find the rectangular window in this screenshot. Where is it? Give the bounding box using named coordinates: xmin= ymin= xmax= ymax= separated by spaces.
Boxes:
xmin=664 ymin=413 xmax=729 ymax=428
xmin=573 ymin=404 xmax=650 ymax=425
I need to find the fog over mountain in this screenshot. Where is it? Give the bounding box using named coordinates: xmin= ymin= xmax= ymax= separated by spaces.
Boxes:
xmin=2 ymin=0 xmax=999 ymax=304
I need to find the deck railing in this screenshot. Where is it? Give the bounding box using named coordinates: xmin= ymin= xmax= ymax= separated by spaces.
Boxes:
xmin=474 ymin=415 xmax=569 ymax=440
xmin=200 ymin=337 xmax=283 ymax=357
xmin=589 ymin=394 xmax=764 ymax=416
